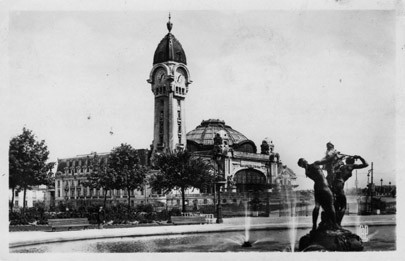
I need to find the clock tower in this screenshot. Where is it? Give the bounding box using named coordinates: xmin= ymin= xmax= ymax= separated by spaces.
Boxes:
xmin=147 ymin=15 xmax=191 ymax=154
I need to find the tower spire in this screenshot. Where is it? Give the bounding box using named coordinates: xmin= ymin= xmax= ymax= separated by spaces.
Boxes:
xmin=167 ymin=12 xmax=173 ymax=33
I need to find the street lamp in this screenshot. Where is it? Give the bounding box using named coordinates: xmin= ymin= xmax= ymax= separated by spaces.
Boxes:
xmin=380 ymin=179 xmax=383 ymax=194
xmin=212 ymin=131 xmax=227 ymax=224
xmin=213 ymin=154 xmax=226 ymax=224
xmin=366 ymin=173 xmax=370 ymax=214
xmin=77 ymin=182 xmax=82 ymax=207
xmin=216 ymin=179 xmax=226 ymax=223
xmin=64 ymin=182 xmax=69 ymax=202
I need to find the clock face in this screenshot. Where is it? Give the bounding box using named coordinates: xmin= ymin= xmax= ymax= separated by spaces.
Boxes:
xmin=155 ymin=68 xmax=166 ymax=83
xmin=175 ymin=69 xmax=186 ymax=86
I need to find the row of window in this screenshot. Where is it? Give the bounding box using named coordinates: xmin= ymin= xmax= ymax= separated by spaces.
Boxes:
xmin=155 ymin=86 xmax=166 ymax=95
xmin=64 ymin=157 xmax=106 ymax=168
xmin=159 ymin=110 xmax=164 ymax=144
xmin=175 ymin=86 xmax=185 ymax=95
xmin=65 ymin=167 xmax=90 ymax=174
xmin=154 ymin=86 xmax=186 ymax=96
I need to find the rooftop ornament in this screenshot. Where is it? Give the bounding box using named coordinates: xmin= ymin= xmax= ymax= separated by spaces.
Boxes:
xmin=167 ymin=12 xmax=173 ymax=33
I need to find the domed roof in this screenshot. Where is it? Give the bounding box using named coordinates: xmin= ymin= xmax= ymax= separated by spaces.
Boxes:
xmin=187 ymin=119 xmax=256 ymax=153
xmin=153 ymin=16 xmax=187 ymax=65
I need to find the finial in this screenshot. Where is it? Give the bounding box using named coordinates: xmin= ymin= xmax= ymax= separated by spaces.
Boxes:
xmin=167 ymin=12 xmax=173 ymax=33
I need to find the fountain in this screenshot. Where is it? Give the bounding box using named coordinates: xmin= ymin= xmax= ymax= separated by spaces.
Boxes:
xmin=279 ymin=186 xmax=298 ymax=252
xmin=242 ymin=200 xmax=252 ymax=247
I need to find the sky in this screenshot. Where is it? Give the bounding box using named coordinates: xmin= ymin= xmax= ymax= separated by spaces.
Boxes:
xmin=3 ymin=8 xmax=399 ymax=191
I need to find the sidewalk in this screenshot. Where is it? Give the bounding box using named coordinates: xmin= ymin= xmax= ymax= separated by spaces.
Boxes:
xmin=9 ymin=214 xmax=396 ymax=248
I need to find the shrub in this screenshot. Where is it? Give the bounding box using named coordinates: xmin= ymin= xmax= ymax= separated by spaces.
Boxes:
xmin=9 ymin=202 xmax=170 ymax=226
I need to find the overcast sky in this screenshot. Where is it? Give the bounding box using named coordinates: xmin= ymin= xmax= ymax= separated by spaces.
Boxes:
xmin=4 ymin=9 xmax=398 ymax=190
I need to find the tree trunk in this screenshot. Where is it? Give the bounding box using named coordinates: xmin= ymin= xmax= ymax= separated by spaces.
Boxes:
xmin=181 ymin=187 xmax=186 ymax=213
xmin=10 ymin=187 xmax=15 ymax=212
xmin=127 ymin=187 xmax=131 ymax=214
xmin=23 ymin=187 xmax=27 ymax=213
xmin=103 ymin=189 xmax=107 ymax=208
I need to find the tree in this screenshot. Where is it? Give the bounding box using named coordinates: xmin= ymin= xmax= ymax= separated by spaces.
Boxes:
xmin=9 ymin=169 xmax=21 ymax=211
xmin=109 ymin=144 xmax=148 ymax=212
xmin=150 ymin=150 xmax=215 ymax=212
xmin=9 ymin=128 xmax=54 ymax=212
xmin=82 ymin=153 xmax=119 ymax=208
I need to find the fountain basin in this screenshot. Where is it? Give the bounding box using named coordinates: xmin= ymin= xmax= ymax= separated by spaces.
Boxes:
xmin=10 ymin=225 xmax=395 ymax=253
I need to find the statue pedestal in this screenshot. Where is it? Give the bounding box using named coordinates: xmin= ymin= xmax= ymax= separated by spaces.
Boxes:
xmin=299 ymin=212 xmax=363 ymax=251
xmin=299 ymin=227 xmax=363 ymax=252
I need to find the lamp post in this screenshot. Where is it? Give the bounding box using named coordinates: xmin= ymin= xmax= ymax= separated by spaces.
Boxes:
xmin=213 ymin=154 xmax=226 ymax=224
xmin=77 ymin=183 xmax=82 ymax=208
xmin=216 ymin=179 xmax=226 ymax=223
xmin=64 ymin=182 xmax=69 ymax=202
xmin=366 ymin=172 xmax=370 ymax=214
xmin=212 ymin=131 xmax=227 ymax=224
xmin=380 ymin=179 xmax=383 ymax=194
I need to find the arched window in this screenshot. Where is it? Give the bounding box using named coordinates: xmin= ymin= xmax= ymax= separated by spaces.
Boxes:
xmin=234 ymin=169 xmax=266 ymax=184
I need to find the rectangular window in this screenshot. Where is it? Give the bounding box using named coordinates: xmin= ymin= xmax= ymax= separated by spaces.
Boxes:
xmin=57 ymin=190 xmax=60 ymax=197
xmin=15 ymin=201 xmax=19 ymax=207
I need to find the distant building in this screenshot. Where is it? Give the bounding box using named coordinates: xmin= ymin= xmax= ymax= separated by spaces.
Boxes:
xmin=54 ymin=150 xmax=152 ymax=207
xmin=9 ymin=185 xmax=48 ymax=209
xmin=186 ymin=119 xmax=297 ymax=193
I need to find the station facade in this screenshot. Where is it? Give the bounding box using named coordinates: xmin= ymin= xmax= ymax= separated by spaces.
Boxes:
xmin=52 ymin=16 xmax=297 ymax=211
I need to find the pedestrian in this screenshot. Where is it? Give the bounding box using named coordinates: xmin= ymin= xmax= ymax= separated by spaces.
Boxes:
xmin=97 ymin=206 xmax=105 ymax=229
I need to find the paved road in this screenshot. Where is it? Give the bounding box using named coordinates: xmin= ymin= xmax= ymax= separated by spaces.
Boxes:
xmin=9 ymin=214 xmax=395 ymax=248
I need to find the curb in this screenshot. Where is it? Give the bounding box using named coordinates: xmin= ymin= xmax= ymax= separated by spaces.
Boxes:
xmin=9 ymin=219 xmax=396 ymax=248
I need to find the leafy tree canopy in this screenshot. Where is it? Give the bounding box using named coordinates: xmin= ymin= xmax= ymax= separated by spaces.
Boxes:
xmin=82 ymin=153 xmax=118 ymax=191
xmin=109 ymin=143 xmax=148 ymax=191
xmin=150 ymin=150 xmax=215 ymax=195
xmin=9 ymin=127 xmax=53 ymax=189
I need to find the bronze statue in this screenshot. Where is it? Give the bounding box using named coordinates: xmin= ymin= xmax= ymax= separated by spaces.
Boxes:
xmin=298 ymin=158 xmax=339 ymax=231
xmin=333 ymin=155 xmax=368 ymax=225
xmin=314 ymin=142 xmax=344 ymax=190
